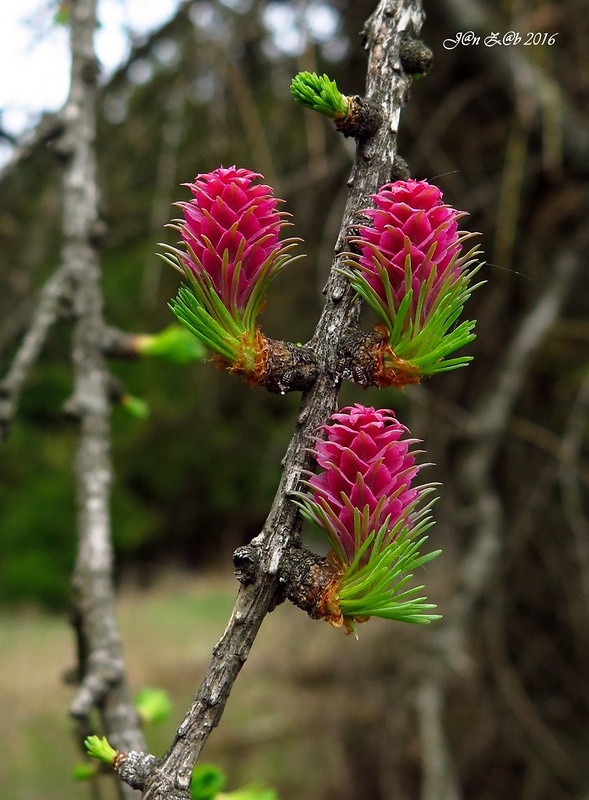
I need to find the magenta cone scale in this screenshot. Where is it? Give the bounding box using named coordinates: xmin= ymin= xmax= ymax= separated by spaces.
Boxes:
xmin=176 ymin=166 xmax=289 ymax=313
xmin=308 ymin=404 xmax=422 ymax=565
xmin=355 ymin=179 xmax=469 ymax=319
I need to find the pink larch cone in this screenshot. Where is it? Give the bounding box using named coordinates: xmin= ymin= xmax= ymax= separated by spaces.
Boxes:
xmin=176 ymin=166 xmax=289 ymax=314
xmin=309 ymin=404 xmax=421 ymax=565
xmin=354 ymin=179 xmax=469 ymax=320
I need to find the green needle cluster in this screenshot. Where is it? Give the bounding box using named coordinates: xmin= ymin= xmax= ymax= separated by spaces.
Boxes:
xmin=84 ymin=735 xmax=117 ymax=766
xmin=290 ymin=71 xmax=349 ymax=119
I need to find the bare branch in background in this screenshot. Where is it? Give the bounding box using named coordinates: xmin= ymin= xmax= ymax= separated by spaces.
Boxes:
xmin=0 ymin=264 xmax=69 ymax=440
xmin=483 ymin=584 xmax=582 ymax=786
xmin=445 ymin=243 xmax=578 ymax=635
xmin=0 ymin=113 xmax=64 ymax=185
xmin=416 ymin=678 xmax=461 ymax=800
xmin=0 ymin=0 xmax=147 ymax=794
xmin=140 ymin=78 xmax=188 ymax=309
xmin=63 ymin=0 xmax=146 ymax=779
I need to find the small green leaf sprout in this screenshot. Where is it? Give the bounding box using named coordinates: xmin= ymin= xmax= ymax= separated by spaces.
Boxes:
xmin=84 ymin=735 xmax=117 ymax=766
xmin=290 ymin=71 xmax=349 ymax=119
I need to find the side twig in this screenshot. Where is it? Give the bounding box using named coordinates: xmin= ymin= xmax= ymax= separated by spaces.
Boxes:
xmin=0 ymin=264 xmax=69 ymax=441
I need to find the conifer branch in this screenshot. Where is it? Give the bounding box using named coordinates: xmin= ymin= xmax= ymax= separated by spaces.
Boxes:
xmin=135 ymin=2 xmax=427 ymax=796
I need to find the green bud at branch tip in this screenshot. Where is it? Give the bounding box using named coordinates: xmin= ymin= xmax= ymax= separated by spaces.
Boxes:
xmin=84 ymin=735 xmax=117 ymax=766
xmin=290 ymin=71 xmax=349 ymax=119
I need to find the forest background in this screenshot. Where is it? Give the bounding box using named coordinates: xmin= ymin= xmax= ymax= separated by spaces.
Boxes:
xmin=1 ymin=1 xmax=589 ymax=799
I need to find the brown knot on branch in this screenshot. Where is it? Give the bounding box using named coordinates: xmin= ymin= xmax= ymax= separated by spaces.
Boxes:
xmin=224 ymin=333 xmax=319 ymax=394
xmin=400 ymin=38 xmax=433 ymax=77
xmin=234 ymin=542 xmax=341 ymax=623
xmin=334 ymin=95 xmax=382 ymax=140
xmin=337 ymin=326 xmax=421 ymax=388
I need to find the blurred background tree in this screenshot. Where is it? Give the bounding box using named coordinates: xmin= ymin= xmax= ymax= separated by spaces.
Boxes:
xmin=1 ymin=1 xmax=588 ymax=799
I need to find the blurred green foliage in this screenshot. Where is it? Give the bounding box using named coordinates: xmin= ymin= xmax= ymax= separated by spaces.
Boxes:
xmin=191 ymin=764 xmax=227 ymax=800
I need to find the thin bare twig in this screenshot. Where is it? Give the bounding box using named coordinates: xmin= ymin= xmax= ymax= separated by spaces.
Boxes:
xmin=0 ymin=264 xmax=69 ymax=441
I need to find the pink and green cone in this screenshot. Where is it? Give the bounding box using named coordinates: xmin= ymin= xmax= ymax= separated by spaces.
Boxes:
xmin=340 ymin=179 xmax=483 ymax=383
xmin=295 ymin=404 xmax=440 ymax=631
xmin=163 ymin=167 xmax=300 ymax=372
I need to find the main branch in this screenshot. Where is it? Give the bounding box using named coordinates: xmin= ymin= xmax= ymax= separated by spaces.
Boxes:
xmin=136 ymin=2 xmax=426 ymax=797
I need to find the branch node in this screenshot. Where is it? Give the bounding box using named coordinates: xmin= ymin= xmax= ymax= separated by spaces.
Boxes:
xmin=233 ymin=545 xmax=258 ymax=585
xmin=335 ymin=96 xmax=382 ymax=139
xmin=338 ymin=326 xmax=422 ymax=388
xmin=400 ymin=38 xmax=433 ymax=77
xmin=114 ymin=750 xmax=158 ymax=791
xmin=279 ymin=546 xmax=340 ymax=620
xmin=256 ymin=338 xmax=319 ymax=394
